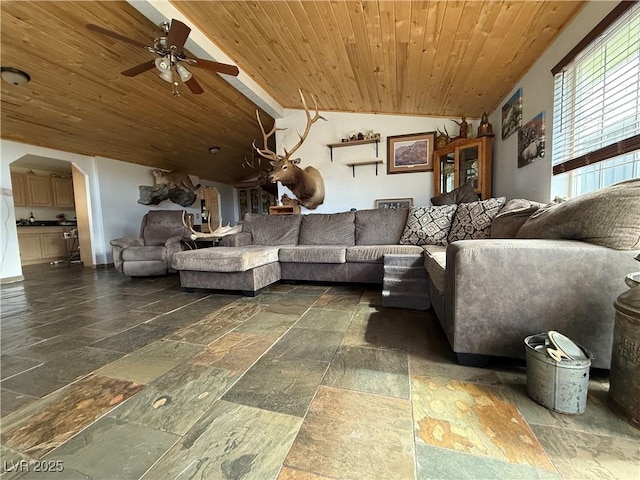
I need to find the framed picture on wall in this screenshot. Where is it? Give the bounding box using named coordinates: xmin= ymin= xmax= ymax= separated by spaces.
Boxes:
xmin=501 ymin=88 xmax=523 ymax=140
xmin=387 ymin=132 xmax=435 ymax=174
xmin=374 ymin=198 xmax=413 ymax=209
xmin=518 ymin=112 xmax=546 ymax=168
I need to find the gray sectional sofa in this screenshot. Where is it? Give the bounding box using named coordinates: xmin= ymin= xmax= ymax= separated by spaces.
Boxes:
xmin=170 ymin=179 xmax=640 ymax=369
xmin=171 ymin=208 xmax=425 ymax=295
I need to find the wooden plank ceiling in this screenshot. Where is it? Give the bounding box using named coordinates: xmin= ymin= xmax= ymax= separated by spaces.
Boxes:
xmin=1 ymin=1 xmax=584 ymax=183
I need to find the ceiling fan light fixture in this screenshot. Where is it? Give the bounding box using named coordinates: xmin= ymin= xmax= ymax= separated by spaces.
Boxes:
xmin=155 ymin=56 xmax=171 ymax=72
xmin=159 ymin=69 xmax=173 ymax=83
xmin=1 ymin=67 xmax=31 ymax=86
xmin=176 ymin=64 xmax=192 ymax=82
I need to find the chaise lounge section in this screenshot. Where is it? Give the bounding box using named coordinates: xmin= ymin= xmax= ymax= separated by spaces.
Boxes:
xmin=170 ymin=208 xmax=425 ymax=296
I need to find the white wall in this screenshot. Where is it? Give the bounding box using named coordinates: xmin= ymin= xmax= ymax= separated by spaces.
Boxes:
xmin=0 ymin=140 xmax=236 ymax=281
xmin=275 ymin=110 xmax=471 ymax=213
xmin=489 ymin=1 xmax=616 ymax=203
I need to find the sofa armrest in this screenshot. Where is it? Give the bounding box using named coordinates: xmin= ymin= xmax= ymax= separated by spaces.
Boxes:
xmin=444 ymin=239 xmax=639 ymax=368
xmin=110 ymin=237 xmax=143 ymax=274
xmin=219 ymin=232 xmax=252 ymax=247
xmin=165 ymin=235 xmax=188 ymax=273
xmin=164 ymin=235 xmax=185 ymax=247
xmin=110 ymin=237 xmax=144 ymax=249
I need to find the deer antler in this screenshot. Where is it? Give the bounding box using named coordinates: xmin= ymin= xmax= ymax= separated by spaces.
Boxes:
xmin=181 ymin=210 xmax=217 ymax=240
xmin=243 ymin=155 xmax=271 ymax=185
xmin=253 ymin=89 xmax=326 ymax=163
xmin=253 ymin=111 xmax=284 ymax=162
xmin=283 ymin=89 xmax=327 ymax=159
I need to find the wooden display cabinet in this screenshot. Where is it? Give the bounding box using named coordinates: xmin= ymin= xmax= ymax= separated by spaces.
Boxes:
xmin=433 ymin=137 xmax=493 ymax=200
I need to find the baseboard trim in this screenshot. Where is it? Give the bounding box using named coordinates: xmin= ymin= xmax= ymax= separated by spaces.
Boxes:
xmin=1 ymin=275 xmax=25 ymax=284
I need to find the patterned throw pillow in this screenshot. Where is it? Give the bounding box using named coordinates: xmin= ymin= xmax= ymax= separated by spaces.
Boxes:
xmin=447 ymin=197 xmax=506 ymax=242
xmin=399 ymin=205 xmax=458 ymax=246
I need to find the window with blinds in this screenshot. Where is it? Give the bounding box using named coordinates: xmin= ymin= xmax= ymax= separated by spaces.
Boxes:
xmin=551 ymin=2 xmax=640 ymax=198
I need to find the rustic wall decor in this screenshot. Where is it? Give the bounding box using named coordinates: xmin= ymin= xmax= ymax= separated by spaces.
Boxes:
xmin=375 ymin=198 xmax=413 ymax=209
xmin=502 ymin=88 xmax=523 ymax=140
xmin=518 ymin=112 xmax=546 ymax=168
xmin=387 ymin=132 xmax=435 ymax=174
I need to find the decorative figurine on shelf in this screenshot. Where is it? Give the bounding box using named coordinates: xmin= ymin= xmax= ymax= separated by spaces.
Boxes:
xmin=436 ymin=128 xmax=451 ymax=149
xmin=452 ymin=116 xmax=469 ymax=139
xmin=477 ymin=111 xmax=495 ymax=138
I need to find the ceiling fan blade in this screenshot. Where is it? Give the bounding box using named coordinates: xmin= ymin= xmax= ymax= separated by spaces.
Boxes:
xmin=167 ymin=19 xmax=191 ymax=50
xmin=190 ymin=59 xmax=240 ymax=77
xmin=185 ymin=76 xmax=204 ymax=95
xmin=86 ymin=24 xmax=148 ymax=49
xmin=121 ymin=61 xmax=156 ymax=77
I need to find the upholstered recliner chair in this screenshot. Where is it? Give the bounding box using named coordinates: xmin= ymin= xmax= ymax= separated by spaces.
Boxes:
xmin=111 ymin=210 xmax=192 ymax=276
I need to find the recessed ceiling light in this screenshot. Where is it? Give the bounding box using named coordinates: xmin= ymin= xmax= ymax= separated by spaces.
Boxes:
xmin=209 ymin=146 xmax=221 ymax=154
xmin=1 ymin=67 xmax=31 ymax=86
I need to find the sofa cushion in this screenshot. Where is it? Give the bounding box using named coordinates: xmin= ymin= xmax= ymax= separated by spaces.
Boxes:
xmin=242 ymin=213 xmax=301 ymax=246
xmin=491 ymin=198 xmax=544 ymax=239
xmin=400 ymin=205 xmax=458 ymax=246
xmin=122 ymin=245 xmax=166 ymax=262
xmin=431 ymin=183 xmax=478 ymax=206
xmin=422 ymin=245 xmax=447 ymax=293
xmin=448 ymin=197 xmax=506 ymax=242
xmin=142 ymin=210 xmax=189 ymax=246
xmin=171 ymin=246 xmax=280 ymax=272
xmin=346 ymin=245 xmax=424 ymax=263
xmin=299 ymin=212 xmax=355 ymax=246
xmin=516 ymin=178 xmax=640 ymax=249
xmin=355 ymin=208 xmax=409 ymax=245
xmin=279 ymin=246 xmax=347 ymax=263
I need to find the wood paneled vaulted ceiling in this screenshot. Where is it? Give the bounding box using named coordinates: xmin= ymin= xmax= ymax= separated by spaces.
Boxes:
xmin=1 ymin=1 xmax=585 ymax=184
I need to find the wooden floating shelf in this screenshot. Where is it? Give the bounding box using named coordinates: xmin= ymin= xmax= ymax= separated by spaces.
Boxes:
xmin=327 ymin=138 xmax=380 ymax=161
xmin=345 ymin=160 xmax=384 ymax=177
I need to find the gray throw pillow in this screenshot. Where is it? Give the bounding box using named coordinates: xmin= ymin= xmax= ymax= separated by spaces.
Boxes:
xmin=516 ymin=178 xmax=640 ymax=250
xmin=448 ymin=197 xmax=506 ymax=242
xmin=355 ymin=208 xmax=409 ymax=245
xmin=399 ymin=205 xmax=458 ymax=246
xmin=431 ymin=183 xmax=478 ymax=206
xmin=490 ymin=198 xmax=544 ymax=239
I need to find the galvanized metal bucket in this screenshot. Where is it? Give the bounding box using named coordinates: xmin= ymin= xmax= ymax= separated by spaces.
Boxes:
xmin=525 ymin=333 xmax=593 ymax=415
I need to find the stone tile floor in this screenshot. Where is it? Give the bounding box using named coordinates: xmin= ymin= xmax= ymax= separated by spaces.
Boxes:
xmin=1 ymin=264 xmax=639 ymax=479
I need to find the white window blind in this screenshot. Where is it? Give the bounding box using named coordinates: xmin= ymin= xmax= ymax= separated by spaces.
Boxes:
xmin=552 ymin=2 xmax=640 ymax=178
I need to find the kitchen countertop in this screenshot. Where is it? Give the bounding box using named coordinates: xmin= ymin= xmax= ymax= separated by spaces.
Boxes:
xmin=17 ymin=222 xmax=77 ymax=227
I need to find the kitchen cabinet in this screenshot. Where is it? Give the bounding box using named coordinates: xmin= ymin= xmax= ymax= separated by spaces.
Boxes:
xmin=17 ymin=226 xmax=73 ymax=265
xmin=433 ymin=136 xmax=493 ymax=200
xmin=11 ymin=173 xmax=27 ymax=207
xmin=10 ymin=172 xmax=75 ymax=208
xmin=26 ymin=175 xmax=53 ymax=207
xmin=51 ymin=177 xmax=74 ymax=208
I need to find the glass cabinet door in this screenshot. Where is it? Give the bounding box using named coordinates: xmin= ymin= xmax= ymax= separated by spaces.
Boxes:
xmin=439 ymin=152 xmax=456 ymax=194
xmin=458 ymin=145 xmax=479 ymax=190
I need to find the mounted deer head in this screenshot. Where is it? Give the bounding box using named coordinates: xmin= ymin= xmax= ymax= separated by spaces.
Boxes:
xmin=253 ymin=89 xmax=326 ymax=210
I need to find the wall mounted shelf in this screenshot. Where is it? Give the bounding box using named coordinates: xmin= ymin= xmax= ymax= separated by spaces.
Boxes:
xmin=326 ymin=138 xmax=379 ymax=161
xmin=345 ymin=160 xmax=383 ymax=177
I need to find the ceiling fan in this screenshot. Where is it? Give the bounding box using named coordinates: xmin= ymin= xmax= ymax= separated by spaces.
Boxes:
xmin=86 ymin=19 xmax=239 ymax=96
